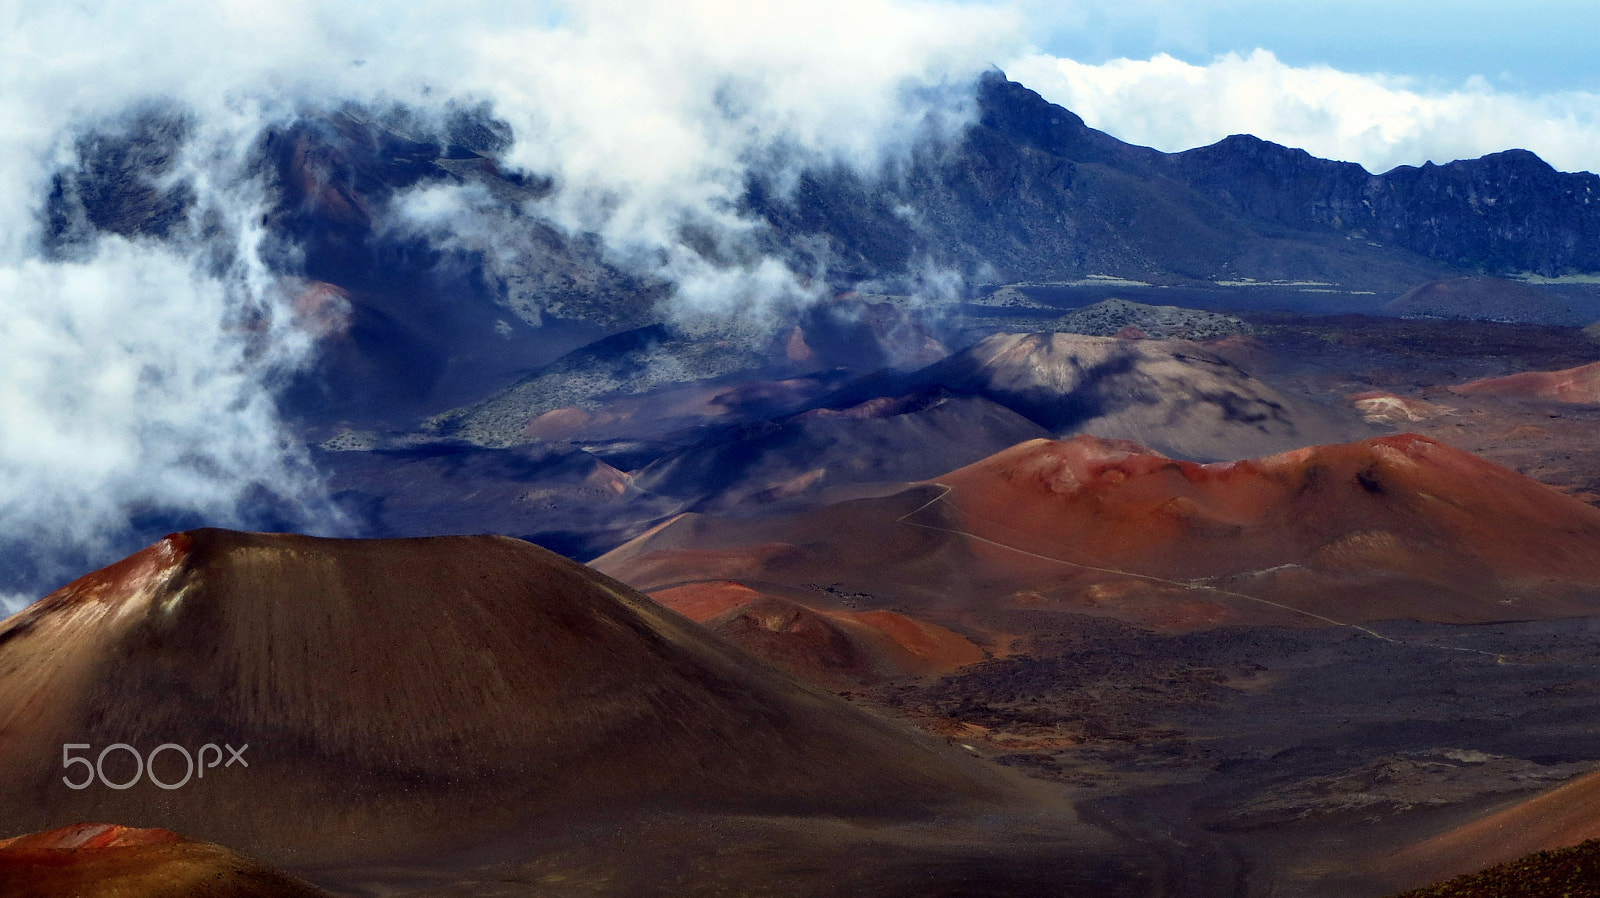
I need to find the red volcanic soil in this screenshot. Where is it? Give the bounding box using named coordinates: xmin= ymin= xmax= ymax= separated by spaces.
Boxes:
xmin=595 ymin=495 xmax=980 ymax=613
xmin=651 ymin=580 xmax=772 ymax=620
xmin=609 ymin=525 xmax=815 ymax=588
xmin=1451 ymin=360 xmax=1600 ymax=405
xmin=2 ymin=822 xmax=186 ymax=854
xmin=1389 ymin=769 xmax=1600 ymax=890
xmin=936 ymin=433 xmax=1600 ymax=623
xmin=846 ymin=609 xmax=987 ymax=673
xmin=651 ymin=582 xmax=985 ymax=686
xmin=599 ymin=434 xmax=1600 ymax=632
xmin=0 ymin=823 xmax=329 ymax=897
xmin=0 ymin=530 xmax=1009 ymax=866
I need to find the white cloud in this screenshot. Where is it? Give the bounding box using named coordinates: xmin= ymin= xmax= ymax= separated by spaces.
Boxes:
xmin=431 ymin=0 xmax=1022 ymax=322
xmin=3 ymin=8 xmax=348 ymax=594
xmin=1006 ymin=49 xmax=1600 ymax=174
xmin=0 ymin=0 xmax=1020 ymax=596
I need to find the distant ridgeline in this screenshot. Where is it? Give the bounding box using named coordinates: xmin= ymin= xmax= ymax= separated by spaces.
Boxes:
xmin=46 ymin=74 xmax=1600 ymax=303
xmin=748 ymin=72 xmax=1600 ymax=289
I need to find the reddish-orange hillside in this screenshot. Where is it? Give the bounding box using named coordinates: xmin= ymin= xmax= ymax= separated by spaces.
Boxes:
xmin=1388 ymin=768 xmax=1600 ymax=891
xmin=651 ymin=581 xmax=985 ymax=686
xmin=936 ymin=433 xmax=1600 ymax=623
xmin=1452 ymin=360 xmax=1600 ymax=404
xmin=598 ymin=434 xmax=1600 ymax=631
xmin=0 ymin=823 xmax=330 ymax=897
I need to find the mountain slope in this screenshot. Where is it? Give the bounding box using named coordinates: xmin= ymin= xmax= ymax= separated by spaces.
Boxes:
xmin=632 ymin=391 xmax=1049 ymax=509
xmin=828 ymin=332 xmax=1369 ymax=462
xmin=758 ymin=73 xmax=1600 ymax=289
xmin=937 ymin=434 xmax=1600 ymax=596
xmin=56 ymin=74 xmax=1600 ymax=341
xmin=598 ymin=434 xmax=1600 ymax=630
xmin=1387 ymin=276 xmax=1580 ymax=325
xmin=1392 ymin=772 xmax=1600 ymax=892
xmin=1393 ymin=838 xmax=1600 ymax=898
xmin=0 ymin=530 xmax=1009 ymax=865
xmin=1452 ymin=359 xmax=1600 ymax=404
xmin=648 ymin=581 xmax=986 ymax=687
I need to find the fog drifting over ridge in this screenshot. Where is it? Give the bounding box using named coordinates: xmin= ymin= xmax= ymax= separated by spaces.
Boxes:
xmin=0 ymin=0 xmax=1018 ymax=610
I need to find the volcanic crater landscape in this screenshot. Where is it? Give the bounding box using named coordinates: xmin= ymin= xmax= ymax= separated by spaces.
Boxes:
xmin=9 ymin=56 xmax=1600 ymax=898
